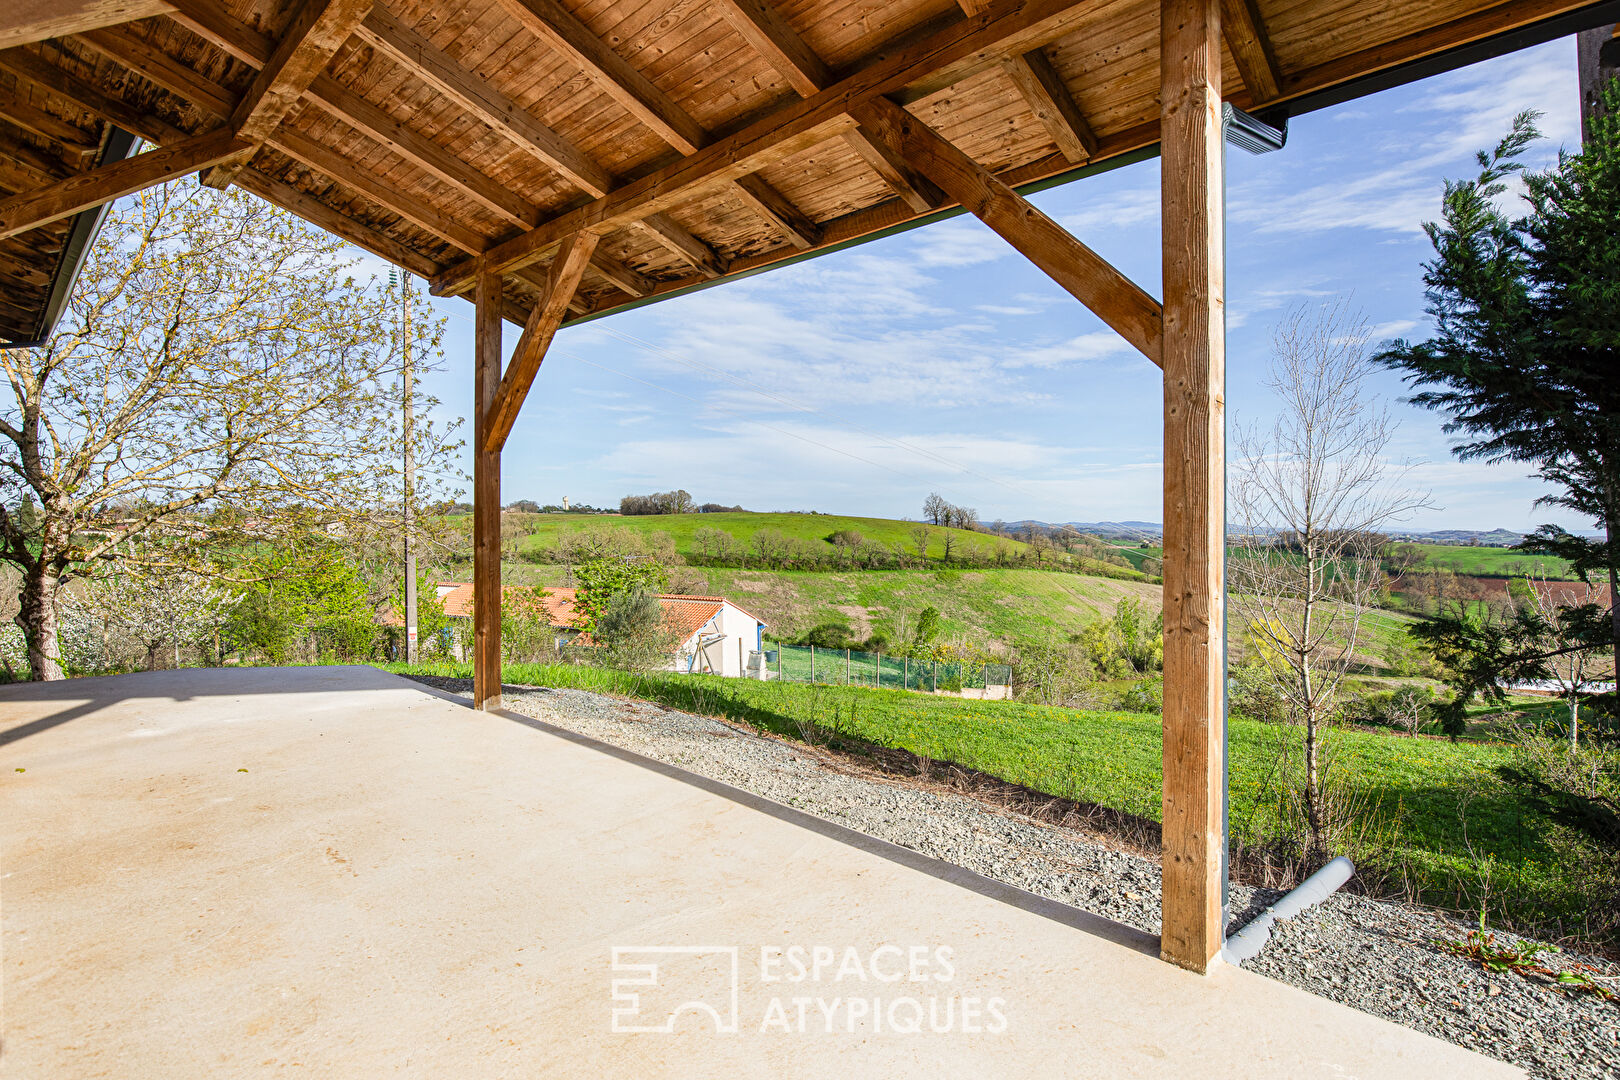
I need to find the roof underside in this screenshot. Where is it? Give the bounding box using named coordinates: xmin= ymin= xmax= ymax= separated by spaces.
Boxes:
xmin=0 ymin=0 xmax=1615 ymax=344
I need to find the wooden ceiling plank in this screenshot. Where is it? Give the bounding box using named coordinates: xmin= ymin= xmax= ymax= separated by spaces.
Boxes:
xmin=431 ymin=0 xmax=1102 ymax=296
xmin=714 ymin=0 xmax=940 ymax=213
xmin=1001 ymin=48 xmax=1097 ymax=162
xmin=0 ymin=127 xmax=248 ymax=240
xmin=75 ymin=25 xmax=235 ymax=118
xmin=1219 ymin=0 xmax=1282 ymax=104
xmin=0 ymin=86 xmax=99 ymax=152
xmin=636 ymin=214 xmax=729 ymax=278
xmin=0 ymin=49 xmax=185 ymax=144
xmin=586 ymin=251 xmax=653 ymax=297
xmin=202 ymin=0 xmax=373 ymax=189
xmin=354 ymin=7 xmax=613 ymax=198
xmin=0 ymin=0 xmax=173 ymax=51
xmin=731 ymin=171 xmax=818 ymax=248
xmin=266 ymin=125 xmax=487 ymax=254
xmin=161 ymin=3 xmax=660 ymax=293
xmin=493 ymin=0 xmax=817 ymax=257
xmin=484 ymin=229 xmax=599 ymax=452
xmin=161 ymin=4 xmax=537 ymax=229
xmin=714 ymin=0 xmax=828 ymax=97
xmin=494 ymin=0 xmax=708 ymax=155
xmin=307 ymin=76 xmax=537 ymax=229
xmin=849 ymin=95 xmax=1161 ymax=364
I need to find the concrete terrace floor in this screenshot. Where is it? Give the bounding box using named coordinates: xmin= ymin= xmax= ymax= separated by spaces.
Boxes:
xmin=0 ymin=666 xmax=1517 ymax=1078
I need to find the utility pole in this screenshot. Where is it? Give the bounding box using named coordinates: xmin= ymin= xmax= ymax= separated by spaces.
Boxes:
xmin=397 ymin=270 xmax=418 ymax=664
xmin=1577 ymin=23 xmax=1620 ymax=143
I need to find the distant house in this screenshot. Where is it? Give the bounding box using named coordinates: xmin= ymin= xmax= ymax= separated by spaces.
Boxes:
xmin=433 ymin=583 xmax=768 ymax=677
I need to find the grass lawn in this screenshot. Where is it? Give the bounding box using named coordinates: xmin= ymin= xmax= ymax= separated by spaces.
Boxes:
xmin=385 ymin=661 xmax=1568 ymax=936
xmin=1410 ymin=543 xmax=1577 ymax=580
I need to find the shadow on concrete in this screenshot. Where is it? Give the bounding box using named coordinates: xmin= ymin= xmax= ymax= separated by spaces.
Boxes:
xmin=0 ymin=665 xmax=404 ymax=748
xmin=399 ymin=675 xmax=1161 ymax=960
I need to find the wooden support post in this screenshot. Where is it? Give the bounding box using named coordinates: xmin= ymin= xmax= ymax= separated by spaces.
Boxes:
xmin=1159 ymin=0 xmax=1226 ymax=974
xmin=472 ymin=270 xmax=504 ymax=711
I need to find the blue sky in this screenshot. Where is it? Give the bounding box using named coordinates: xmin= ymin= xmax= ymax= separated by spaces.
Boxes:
xmin=393 ymin=37 xmax=1591 ymax=533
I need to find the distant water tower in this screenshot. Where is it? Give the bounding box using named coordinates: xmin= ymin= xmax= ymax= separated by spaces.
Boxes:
xmin=562 ymin=496 xmax=570 ymax=510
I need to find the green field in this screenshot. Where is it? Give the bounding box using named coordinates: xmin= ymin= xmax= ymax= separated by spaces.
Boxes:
xmin=1409 ymin=543 xmax=1577 ymax=580
xmin=386 ymin=661 xmax=1565 ymax=934
xmin=498 ymin=511 xmax=1035 ymax=563
xmin=508 ymin=564 xmax=1162 ymax=644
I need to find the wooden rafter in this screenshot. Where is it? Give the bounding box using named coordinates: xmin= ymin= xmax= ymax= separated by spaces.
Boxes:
xmin=354 ymin=7 xmax=612 ymax=199
xmin=0 ymin=0 xmax=171 ymax=51
xmin=1219 ymin=0 xmax=1282 ymax=103
xmin=265 ymin=125 xmax=488 ymax=254
xmin=635 ymin=214 xmax=728 ymax=278
xmin=430 ymin=0 xmax=1111 ymax=296
xmin=851 ymin=96 xmax=1161 ymax=363
xmin=497 ymin=0 xmax=817 ymax=254
xmin=956 ymin=0 xmax=1098 ymax=163
xmin=1001 ymin=49 xmax=1097 ymax=163
xmin=201 ymin=0 xmax=374 ymax=189
xmin=713 ymin=0 xmax=941 ymax=213
xmin=483 ymin=230 xmax=599 ymax=453
xmin=0 ymin=128 xmax=247 ymax=240
xmin=0 ymin=87 xmax=98 ymax=154
xmin=494 ymin=0 xmax=707 ymax=155
xmin=0 ymin=46 xmax=446 ymax=281
xmin=162 ymin=2 xmax=659 ymax=296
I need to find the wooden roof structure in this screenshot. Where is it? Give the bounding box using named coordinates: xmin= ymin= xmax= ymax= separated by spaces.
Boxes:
xmin=0 ymin=0 xmax=1611 ymax=344
xmin=2 ymin=0 xmax=1616 ymax=978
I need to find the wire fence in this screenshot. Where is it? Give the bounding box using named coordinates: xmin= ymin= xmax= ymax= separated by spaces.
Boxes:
xmin=765 ymin=642 xmax=1011 ymax=693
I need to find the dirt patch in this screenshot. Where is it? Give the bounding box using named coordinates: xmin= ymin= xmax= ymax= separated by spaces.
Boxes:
xmin=834 ymin=605 xmax=873 ymax=637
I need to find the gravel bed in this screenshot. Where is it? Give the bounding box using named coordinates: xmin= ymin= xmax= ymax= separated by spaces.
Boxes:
xmin=411 ymin=675 xmax=1620 ymax=1079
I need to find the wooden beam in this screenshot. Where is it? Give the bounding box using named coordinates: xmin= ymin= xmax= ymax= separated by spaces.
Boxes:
xmin=355 ymin=7 xmax=613 ymax=198
xmin=0 ymin=0 xmax=171 ymax=51
xmin=636 ymin=214 xmax=728 ymax=278
xmin=483 ymin=231 xmax=598 ymax=453
xmin=851 ymin=96 xmax=1161 ymax=363
xmin=1159 ymin=0 xmax=1226 ymax=976
xmin=75 ymin=25 xmax=235 ymax=118
xmin=201 ymin=0 xmax=372 ymax=188
xmin=587 ymin=251 xmax=653 ymax=297
xmin=714 ymin=0 xmax=940 ymax=212
xmin=266 ymin=125 xmax=488 ymax=254
xmin=1001 ymin=49 xmax=1097 ymax=162
xmin=472 ymin=269 xmax=503 ymax=711
xmin=494 ymin=0 xmax=818 ymax=254
xmin=0 ymin=47 xmax=187 ymax=145
xmin=0 ymin=87 xmax=99 ymax=152
xmin=161 ymin=3 xmax=658 ymax=295
xmin=1219 ymin=0 xmax=1281 ymax=104
xmin=731 ymin=173 xmax=819 ymax=249
xmin=494 ymin=0 xmax=708 ymax=155
xmin=0 ymin=128 xmax=248 ymax=240
xmin=429 ymin=0 xmax=1107 ymax=296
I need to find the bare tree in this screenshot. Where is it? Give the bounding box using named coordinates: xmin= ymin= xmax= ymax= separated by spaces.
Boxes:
xmin=909 ymin=524 xmax=931 ymax=561
xmin=923 ymin=492 xmax=949 ymax=526
xmin=1230 ymin=302 xmax=1432 ymax=858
